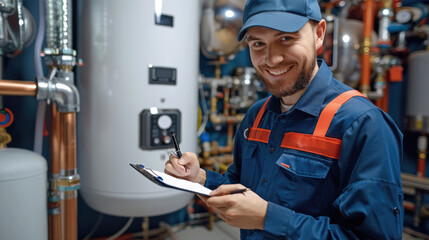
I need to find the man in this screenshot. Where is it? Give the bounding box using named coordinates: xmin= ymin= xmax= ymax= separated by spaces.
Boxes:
xmin=165 ymin=0 xmax=403 ymax=239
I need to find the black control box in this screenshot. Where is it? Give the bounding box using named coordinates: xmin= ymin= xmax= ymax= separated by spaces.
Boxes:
xmin=139 ymin=109 xmax=181 ymax=150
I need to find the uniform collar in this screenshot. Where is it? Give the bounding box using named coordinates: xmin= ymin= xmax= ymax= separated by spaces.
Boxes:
xmin=266 ymin=59 xmax=332 ymax=117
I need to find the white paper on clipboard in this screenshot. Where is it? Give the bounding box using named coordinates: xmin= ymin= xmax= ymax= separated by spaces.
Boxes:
xmin=130 ymin=164 xmax=212 ymax=196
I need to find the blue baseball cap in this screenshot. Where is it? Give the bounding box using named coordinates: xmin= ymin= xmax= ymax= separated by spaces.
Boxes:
xmin=237 ymin=0 xmax=322 ymax=41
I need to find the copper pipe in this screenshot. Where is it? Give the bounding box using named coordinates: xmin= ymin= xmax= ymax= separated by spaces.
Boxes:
xmin=49 ymin=214 xmax=61 ymax=240
xmin=417 ymin=134 xmax=427 ymax=178
xmin=62 ymin=197 xmax=78 ymax=240
xmin=60 ymin=112 xmax=76 ymax=171
xmin=51 ymin=105 xmax=61 ymax=175
xmin=224 ymin=88 xmax=230 ymax=116
xmin=0 ymin=80 xmax=37 ymax=96
xmin=218 ymin=123 xmax=234 ymax=154
xmin=59 ymin=112 xmax=78 ymax=240
xmin=375 ymin=74 xmax=389 ymax=112
xmin=49 ymin=104 xmax=62 ymax=240
xmin=360 ymin=0 xmax=374 ymax=94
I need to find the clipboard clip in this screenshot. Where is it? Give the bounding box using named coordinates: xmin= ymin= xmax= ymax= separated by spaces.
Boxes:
xmin=137 ymin=164 xmax=163 ymax=181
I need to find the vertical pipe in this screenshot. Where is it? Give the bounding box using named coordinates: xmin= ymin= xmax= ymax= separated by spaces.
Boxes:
xmin=45 ymin=0 xmax=57 ymax=48
xmin=62 ymin=196 xmax=77 ymax=240
xmin=142 ymin=216 xmax=149 ymax=240
xmin=60 ymin=112 xmax=76 ymax=171
xmin=417 ymin=134 xmax=427 ymax=178
xmin=0 ymin=57 xmax=3 ymax=108
xmin=360 ymin=0 xmax=374 ymax=94
xmin=49 ymin=104 xmax=61 ymax=240
xmin=377 ymin=0 xmax=393 ymax=47
xmin=375 ymin=74 xmax=389 ymax=112
xmin=59 ymin=112 xmax=78 ymax=240
xmin=58 ymin=0 xmax=73 ymax=50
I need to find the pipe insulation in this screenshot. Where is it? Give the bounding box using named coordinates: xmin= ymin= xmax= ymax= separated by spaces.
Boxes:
xmin=58 ymin=0 xmax=73 ymax=50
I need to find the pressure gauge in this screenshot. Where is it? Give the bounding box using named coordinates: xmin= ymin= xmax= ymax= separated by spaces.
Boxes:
xmin=395 ymin=8 xmax=413 ymax=24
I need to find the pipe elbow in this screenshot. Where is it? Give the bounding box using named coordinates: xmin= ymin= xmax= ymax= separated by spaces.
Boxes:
xmin=53 ymin=79 xmax=80 ymax=112
xmin=37 ymin=76 xmax=80 ymax=112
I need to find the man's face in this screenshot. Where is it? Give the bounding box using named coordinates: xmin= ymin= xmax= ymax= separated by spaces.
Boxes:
xmin=246 ymin=22 xmax=323 ymax=98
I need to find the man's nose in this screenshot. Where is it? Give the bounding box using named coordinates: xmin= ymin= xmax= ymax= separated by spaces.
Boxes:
xmin=265 ymin=45 xmax=284 ymax=67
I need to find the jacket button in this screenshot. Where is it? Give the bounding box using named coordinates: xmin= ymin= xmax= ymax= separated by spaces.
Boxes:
xmin=262 ymin=177 xmax=267 ymax=183
xmin=269 ymin=147 xmax=274 ymax=153
xmin=393 ymin=207 xmax=398 ymax=215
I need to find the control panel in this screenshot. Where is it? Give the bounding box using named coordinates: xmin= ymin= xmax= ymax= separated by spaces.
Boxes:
xmin=140 ymin=109 xmax=180 ymax=150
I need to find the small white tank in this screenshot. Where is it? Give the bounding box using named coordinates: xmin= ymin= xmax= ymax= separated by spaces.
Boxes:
xmin=0 ymin=148 xmax=48 ymax=240
xmin=406 ymin=50 xmax=429 ymax=133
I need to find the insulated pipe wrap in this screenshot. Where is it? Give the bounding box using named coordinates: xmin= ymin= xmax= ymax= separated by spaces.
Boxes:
xmin=45 ymin=0 xmax=57 ymax=48
xmin=58 ymin=0 xmax=72 ymax=50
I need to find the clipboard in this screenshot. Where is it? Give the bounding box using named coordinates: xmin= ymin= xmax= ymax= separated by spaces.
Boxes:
xmin=130 ymin=164 xmax=212 ymax=197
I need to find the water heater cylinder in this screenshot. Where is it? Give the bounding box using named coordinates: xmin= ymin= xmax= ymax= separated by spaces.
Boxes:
xmin=406 ymin=50 xmax=429 ymax=133
xmin=0 ymin=148 xmax=48 ymax=240
xmin=78 ymin=0 xmax=200 ymax=216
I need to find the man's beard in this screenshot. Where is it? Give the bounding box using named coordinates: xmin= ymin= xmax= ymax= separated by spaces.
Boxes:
xmin=256 ymin=52 xmax=316 ymax=98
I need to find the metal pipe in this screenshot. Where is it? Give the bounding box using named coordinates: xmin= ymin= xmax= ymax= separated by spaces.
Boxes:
xmin=51 ymin=105 xmax=61 ymax=175
xmin=0 ymin=57 xmax=3 ymax=108
xmin=417 ymin=134 xmax=427 ymax=178
xmin=37 ymin=75 xmax=80 ymax=112
xmin=45 ymin=0 xmax=57 ymax=48
xmin=377 ymin=0 xmax=393 ymax=47
xmin=60 ymin=112 xmax=77 ymax=171
xmin=62 ymin=196 xmax=78 ymax=239
xmin=49 ymin=104 xmax=61 ymax=240
xmin=0 ymin=79 xmax=37 ymax=96
xmin=58 ymin=0 xmax=72 ymax=50
xmin=360 ymin=0 xmax=374 ymax=94
xmin=59 ymin=112 xmax=79 ymax=240
xmin=401 ymin=173 xmax=429 ymax=192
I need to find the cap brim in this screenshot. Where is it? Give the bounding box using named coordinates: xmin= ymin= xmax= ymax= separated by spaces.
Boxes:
xmin=237 ymin=12 xmax=309 ymax=41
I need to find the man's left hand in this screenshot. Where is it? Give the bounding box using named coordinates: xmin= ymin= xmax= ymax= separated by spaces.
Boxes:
xmin=199 ymin=184 xmax=268 ymax=230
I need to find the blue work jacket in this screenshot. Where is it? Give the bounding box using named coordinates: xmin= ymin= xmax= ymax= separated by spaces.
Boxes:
xmin=205 ymin=59 xmax=404 ymax=239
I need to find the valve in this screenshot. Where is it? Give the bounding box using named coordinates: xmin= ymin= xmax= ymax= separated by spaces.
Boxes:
xmin=0 ymin=108 xmax=13 ymax=128
xmin=0 ymin=108 xmax=13 ymax=148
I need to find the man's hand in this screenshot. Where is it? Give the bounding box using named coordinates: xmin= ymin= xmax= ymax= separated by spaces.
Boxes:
xmin=199 ymin=184 xmax=268 ymax=230
xmin=164 ymin=152 xmax=206 ymax=185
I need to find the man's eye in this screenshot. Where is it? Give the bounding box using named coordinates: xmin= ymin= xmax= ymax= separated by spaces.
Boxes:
xmin=253 ymin=42 xmax=264 ymax=47
xmin=281 ymin=36 xmax=292 ymax=41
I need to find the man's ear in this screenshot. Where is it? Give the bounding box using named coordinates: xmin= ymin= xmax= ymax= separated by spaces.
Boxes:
xmin=315 ymin=19 xmax=326 ymax=51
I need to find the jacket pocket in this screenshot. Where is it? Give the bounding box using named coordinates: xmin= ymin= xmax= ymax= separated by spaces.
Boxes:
xmin=276 ymin=151 xmax=332 ymax=179
xmin=274 ymin=151 xmax=334 ymax=215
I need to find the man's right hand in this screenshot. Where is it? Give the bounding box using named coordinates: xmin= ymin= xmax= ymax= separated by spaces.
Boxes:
xmin=164 ymin=152 xmax=206 ymax=185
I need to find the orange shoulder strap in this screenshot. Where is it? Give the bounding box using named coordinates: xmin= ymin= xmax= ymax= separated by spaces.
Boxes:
xmin=313 ymin=90 xmax=365 ymax=137
xmin=248 ymin=97 xmax=272 ymax=143
xmin=252 ymin=96 xmax=271 ymax=128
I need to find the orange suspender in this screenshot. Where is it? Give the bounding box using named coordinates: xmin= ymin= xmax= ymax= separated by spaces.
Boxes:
xmin=248 ymin=96 xmax=272 ymax=143
xmin=313 ymin=90 xmax=365 ymax=137
xmin=247 ymin=90 xmax=365 ymax=159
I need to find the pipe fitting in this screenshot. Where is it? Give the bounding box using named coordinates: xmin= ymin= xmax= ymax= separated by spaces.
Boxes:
xmin=37 ymin=76 xmax=80 ymax=112
xmin=0 ymin=127 xmax=11 ymax=147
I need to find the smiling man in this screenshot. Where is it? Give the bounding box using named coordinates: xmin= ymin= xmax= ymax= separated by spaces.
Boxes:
xmin=165 ymin=0 xmax=404 ymax=239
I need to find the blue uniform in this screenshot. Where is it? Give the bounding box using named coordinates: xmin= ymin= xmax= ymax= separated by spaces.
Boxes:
xmin=205 ymin=60 xmax=403 ymax=239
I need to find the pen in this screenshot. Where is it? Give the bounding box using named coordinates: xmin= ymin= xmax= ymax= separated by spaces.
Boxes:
xmin=170 ymin=131 xmax=187 ymax=173
xmin=228 ymin=188 xmax=247 ymax=195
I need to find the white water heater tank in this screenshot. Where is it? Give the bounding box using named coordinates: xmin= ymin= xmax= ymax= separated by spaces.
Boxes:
xmin=0 ymin=148 xmax=48 ymax=240
xmin=78 ymin=0 xmax=200 ymax=216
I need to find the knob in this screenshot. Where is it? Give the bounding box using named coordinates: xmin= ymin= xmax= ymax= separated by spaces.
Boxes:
xmin=162 ymin=135 xmax=172 ymax=144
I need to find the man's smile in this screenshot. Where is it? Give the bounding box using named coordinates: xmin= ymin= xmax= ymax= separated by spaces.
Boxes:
xmin=265 ymin=65 xmax=293 ymax=76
